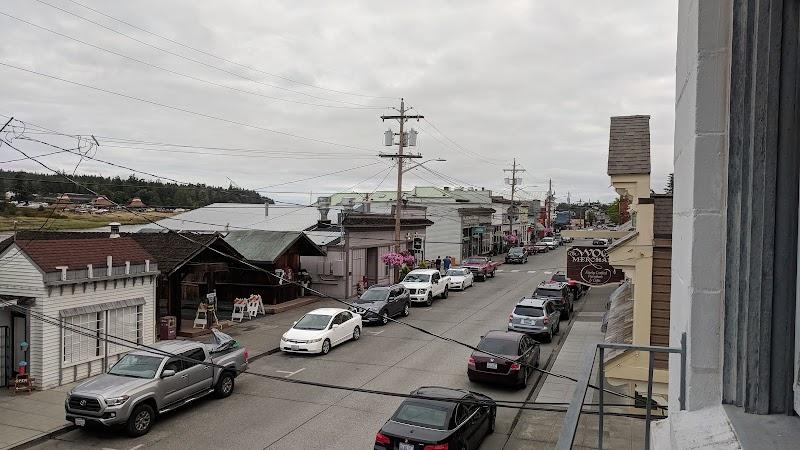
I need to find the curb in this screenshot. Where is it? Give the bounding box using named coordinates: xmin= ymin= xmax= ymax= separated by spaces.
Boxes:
xmin=6 ymin=424 xmax=77 ymax=450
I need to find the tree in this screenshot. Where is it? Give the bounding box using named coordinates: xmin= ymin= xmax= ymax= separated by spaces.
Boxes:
xmin=586 ymin=211 xmax=596 ymax=225
xmin=665 ymin=172 xmax=674 ymax=194
xmin=606 ymin=198 xmax=620 ymax=224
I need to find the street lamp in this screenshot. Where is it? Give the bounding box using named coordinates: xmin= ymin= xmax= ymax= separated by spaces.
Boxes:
xmin=401 ymin=158 xmax=447 ymax=174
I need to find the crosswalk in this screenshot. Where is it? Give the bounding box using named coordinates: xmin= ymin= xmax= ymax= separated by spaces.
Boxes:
xmin=496 ymin=269 xmax=538 ymax=274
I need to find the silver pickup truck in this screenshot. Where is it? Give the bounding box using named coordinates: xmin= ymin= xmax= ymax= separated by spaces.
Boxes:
xmin=65 ymin=330 xmax=249 ymax=436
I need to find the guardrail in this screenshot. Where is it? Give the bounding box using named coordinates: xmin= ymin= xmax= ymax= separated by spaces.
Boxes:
xmin=555 ymin=333 xmax=686 ymax=450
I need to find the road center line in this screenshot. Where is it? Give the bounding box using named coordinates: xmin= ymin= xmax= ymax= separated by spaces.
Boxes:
xmin=367 ymin=330 xmax=384 ymax=335
xmin=528 ymin=270 xmax=537 ymax=274
xmin=276 ymin=368 xmax=306 ymax=378
xmin=129 ymin=445 xmax=144 ymax=450
xmin=511 ymin=269 xmax=520 ymax=273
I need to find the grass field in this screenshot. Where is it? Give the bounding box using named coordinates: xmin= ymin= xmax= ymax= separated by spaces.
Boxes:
xmin=0 ymin=211 xmax=176 ymax=232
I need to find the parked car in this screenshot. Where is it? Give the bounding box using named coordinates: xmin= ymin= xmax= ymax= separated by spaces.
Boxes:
xmin=592 ymin=238 xmax=610 ymax=247
xmin=350 ymin=284 xmax=410 ymax=325
xmin=533 ymin=281 xmax=574 ymax=319
xmin=468 ymin=330 xmax=540 ymax=388
xmin=505 ymin=246 xmax=528 ymax=264
xmin=401 ymin=269 xmax=450 ymax=305
xmin=461 ymin=256 xmax=500 ymax=281
xmin=530 ymin=241 xmax=550 ymax=253
xmin=508 ymin=298 xmax=561 ymax=342
xmin=446 ymin=267 xmax=474 ymax=290
xmin=65 ymin=331 xmax=249 ymax=437
xmin=375 ymin=386 xmax=496 ymax=450
xmin=562 ymin=235 xmax=574 ymax=243
xmin=280 ymin=308 xmax=362 ymax=355
xmin=550 ymin=270 xmax=588 ymax=300
xmin=554 ymin=235 xmax=564 ymax=246
xmin=539 ymin=237 xmax=558 ymax=250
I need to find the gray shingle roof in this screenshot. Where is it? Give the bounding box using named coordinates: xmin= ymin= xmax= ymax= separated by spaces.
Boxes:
xmin=652 ymin=194 xmax=673 ymax=238
xmin=608 ymin=115 xmax=651 ymax=175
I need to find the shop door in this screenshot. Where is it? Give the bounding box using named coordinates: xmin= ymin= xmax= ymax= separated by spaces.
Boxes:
xmin=366 ymin=248 xmax=378 ymax=286
xmin=0 ymin=326 xmax=8 ymax=386
xmin=12 ymin=314 xmax=26 ymax=375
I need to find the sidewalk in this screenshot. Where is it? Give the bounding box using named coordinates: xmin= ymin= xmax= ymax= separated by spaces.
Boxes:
xmin=504 ymin=285 xmax=646 ymax=450
xmin=0 ymin=296 xmax=336 ymax=449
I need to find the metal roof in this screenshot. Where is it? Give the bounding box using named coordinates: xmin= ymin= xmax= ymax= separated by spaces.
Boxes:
xmin=224 ymin=230 xmax=325 ymax=263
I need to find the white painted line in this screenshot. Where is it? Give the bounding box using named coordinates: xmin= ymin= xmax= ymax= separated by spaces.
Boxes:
xmin=527 ymin=270 xmax=537 ymax=274
xmin=544 ymin=271 xmax=553 ymax=274
xmin=510 ymin=269 xmax=520 ymax=273
xmin=129 ymin=445 xmax=145 ymax=450
xmin=276 ymin=368 xmax=306 ymax=378
xmin=496 ymin=269 xmax=504 ymax=272
xmin=368 ymin=330 xmax=385 ymax=335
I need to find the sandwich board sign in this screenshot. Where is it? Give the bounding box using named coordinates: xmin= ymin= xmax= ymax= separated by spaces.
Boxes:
xmin=566 ymin=246 xmax=625 ymax=286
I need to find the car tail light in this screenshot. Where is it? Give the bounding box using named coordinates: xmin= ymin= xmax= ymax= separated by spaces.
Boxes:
xmin=423 ymin=444 xmax=449 ymax=450
xmin=375 ymin=432 xmax=391 ymax=445
xmin=508 ymin=313 xmax=513 ymax=321
xmin=543 ymin=317 xmax=550 ymax=325
xmin=243 ymin=348 xmax=250 ymax=361
xmin=510 ymin=362 xmax=522 ymax=371
xmin=468 ymin=356 xmax=476 ymax=367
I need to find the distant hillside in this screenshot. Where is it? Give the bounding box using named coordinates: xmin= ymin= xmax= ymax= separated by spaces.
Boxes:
xmin=0 ymin=170 xmax=271 ymax=208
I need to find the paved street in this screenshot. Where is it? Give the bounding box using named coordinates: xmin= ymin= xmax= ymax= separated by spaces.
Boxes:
xmin=29 ymin=246 xmax=583 ymax=450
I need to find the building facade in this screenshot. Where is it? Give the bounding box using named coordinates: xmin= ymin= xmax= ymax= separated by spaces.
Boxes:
xmin=0 ymin=235 xmax=158 ymax=389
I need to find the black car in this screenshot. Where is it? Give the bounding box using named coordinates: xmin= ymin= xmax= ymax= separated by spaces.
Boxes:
xmin=468 ymin=330 xmax=540 ymax=388
xmin=375 ymin=386 xmax=496 ymax=450
xmin=533 ymin=281 xmax=574 ymax=319
xmin=549 ymin=270 xmax=588 ymax=300
xmin=351 ymin=284 xmax=410 ymax=325
xmin=504 ymin=246 xmax=528 ymax=264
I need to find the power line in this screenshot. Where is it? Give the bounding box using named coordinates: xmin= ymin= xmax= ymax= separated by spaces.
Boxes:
xmin=0 ymin=11 xmax=385 ymax=111
xmin=0 ymin=62 xmax=376 ymax=152
xmin=62 ymin=0 xmax=396 ymax=100
xmin=31 ymin=0 xmax=384 ymax=108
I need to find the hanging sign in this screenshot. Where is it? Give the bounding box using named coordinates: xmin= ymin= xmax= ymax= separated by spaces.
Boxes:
xmin=566 ymin=246 xmax=625 ymax=286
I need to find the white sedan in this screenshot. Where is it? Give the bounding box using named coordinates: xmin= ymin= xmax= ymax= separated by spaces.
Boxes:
xmin=280 ymin=308 xmax=362 ymax=355
xmin=446 ymin=267 xmax=474 ymax=290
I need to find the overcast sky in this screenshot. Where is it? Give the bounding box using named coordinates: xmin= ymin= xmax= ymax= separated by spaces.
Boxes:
xmin=0 ymin=0 xmax=678 ymax=206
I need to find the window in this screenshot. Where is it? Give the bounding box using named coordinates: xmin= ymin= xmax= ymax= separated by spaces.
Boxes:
xmin=62 ymin=312 xmax=103 ymax=366
xmin=181 ymin=348 xmax=206 ymax=370
xmin=455 ymin=402 xmax=477 ymax=425
xmin=62 ymin=305 xmax=144 ymax=366
xmin=341 ymin=311 xmax=353 ymax=322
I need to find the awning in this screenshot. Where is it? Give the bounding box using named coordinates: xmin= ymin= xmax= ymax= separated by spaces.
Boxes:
xmin=59 ymin=297 xmax=145 ymax=317
xmin=603 ymin=280 xmax=633 ymax=362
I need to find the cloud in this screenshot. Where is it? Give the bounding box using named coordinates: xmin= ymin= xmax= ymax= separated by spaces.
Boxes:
xmin=0 ymin=0 xmax=677 ymax=205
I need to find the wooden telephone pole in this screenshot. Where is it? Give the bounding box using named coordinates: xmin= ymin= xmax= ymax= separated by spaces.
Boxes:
xmin=380 ymin=98 xmax=423 ymax=253
xmin=503 ymin=158 xmax=525 ymax=243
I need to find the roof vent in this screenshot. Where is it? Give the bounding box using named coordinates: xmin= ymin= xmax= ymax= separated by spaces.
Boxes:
xmin=342 ymin=197 xmax=355 ymax=210
xmin=109 ymin=222 xmax=121 ymax=239
xmin=317 ymin=196 xmax=331 ymax=221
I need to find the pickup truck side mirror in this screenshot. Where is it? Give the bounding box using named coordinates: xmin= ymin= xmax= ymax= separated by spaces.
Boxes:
xmin=161 ymin=369 xmax=176 ymax=378
xmin=293 ymin=320 xmax=298 ymax=326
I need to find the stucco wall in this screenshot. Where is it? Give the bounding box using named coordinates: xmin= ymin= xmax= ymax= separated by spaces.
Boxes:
xmin=669 ymin=0 xmax=731 ymax=413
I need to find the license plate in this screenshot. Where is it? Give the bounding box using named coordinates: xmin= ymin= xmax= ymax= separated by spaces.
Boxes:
xmin=486 ymin=362 xmax=498 ymax=370
xmin=399 ymin=443 xmax=414 ymax=450
xmin=291 ymin=345 xmax=299 ymax=351
xmin=74 ymin=418 xmax=86 ymax=426
xmin=524 ymin=318 xmax=535 ymax=325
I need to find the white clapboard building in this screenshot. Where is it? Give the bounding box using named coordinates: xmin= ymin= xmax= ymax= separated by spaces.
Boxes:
xmin=0 ymin=231 xmax=158 ymax=389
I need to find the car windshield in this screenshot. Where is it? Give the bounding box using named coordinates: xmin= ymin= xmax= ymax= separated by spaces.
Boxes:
xmin=535 ymin=288 xmax=561 ymax=297
xmin=463 ymin=258 xmax=486 ymax=264
xmin=551 ymin=274 xmax=568 ymax=282
xmin=404 ymin=273 xmax=431 ymax=283
xmin=514 ymin=305 xmax=544 ymax=317
xmin=446 ymin=269 xmax=464 ymax=276
xmin=392 ymin=402 xmax=451 ymax=430
xmin=509 ymin=248 xmax=524 ymax=254
xmin=542 ymin=238 xmax=554 ymax=242
xmin=108 ymin=354 xmax=163 ymax=379
xmin=293 ymin=313 xmax=332 ymax=330
xmin=477 ymin=337 xmax=520 ymax=355
xmin=356 ymin=289 xmax=389 ymax=303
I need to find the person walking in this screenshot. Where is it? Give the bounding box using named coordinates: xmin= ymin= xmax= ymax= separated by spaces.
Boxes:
xmin=435 ymin=256 xmax=442 ymax=273
xmin=443 ymin=256 xmax=451 ymax=272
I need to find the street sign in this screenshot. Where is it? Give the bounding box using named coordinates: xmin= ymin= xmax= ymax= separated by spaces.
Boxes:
xmin=472 ymin=226 xmax=485 ymax=236
xmin=566 ymin=246 xmax=625 ymax=286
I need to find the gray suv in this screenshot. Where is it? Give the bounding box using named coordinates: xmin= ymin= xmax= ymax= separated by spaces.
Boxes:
xmin=65 ymin=332 xmax=248 ymax=436
xmin=507 ymin=298 xmax=561 ymax=342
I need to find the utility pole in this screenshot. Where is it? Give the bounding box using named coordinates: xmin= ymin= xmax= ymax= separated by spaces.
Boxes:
xmin=503 ymin=158 xmax=525 ymax=246
xmin=545 ymin=178 xmax=553 ymax=229
xmin=380 ymin=98 xmax=423 ymax=257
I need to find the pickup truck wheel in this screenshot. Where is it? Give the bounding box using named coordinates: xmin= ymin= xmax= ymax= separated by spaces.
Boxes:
xmin=214 ymin=372 xmax=235 ymax=398
xmin=442 ymin=287 xmax=449 ymax=299
xmin=126 ymin=403 xmax=155 ymax=437
xmin=489 ymin=270 xmax=495 ymax=278
xmin=426 ymin=293 xmax=433 ymax=306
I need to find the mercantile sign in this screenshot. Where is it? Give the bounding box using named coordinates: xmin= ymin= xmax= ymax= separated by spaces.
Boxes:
xmin=566 ymin=246 xmax=625 ymax=286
